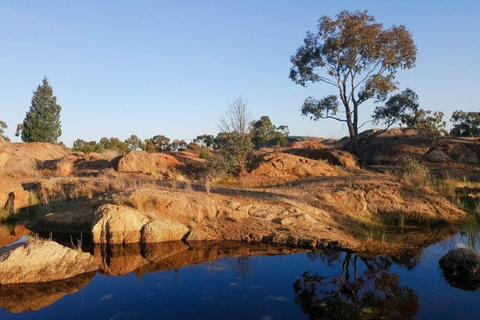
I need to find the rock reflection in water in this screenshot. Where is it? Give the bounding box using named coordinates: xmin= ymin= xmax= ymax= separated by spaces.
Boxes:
xmin=0 ymin=272 xmax=94 ymax=313
xmin=93 ymin=241 xmax=189 ymax=276
xmin=92 ymin=241 xmax=306 ymax=277
xmin=293 ymin=251 xmax=419 ymax=319
xmin=0 ymin=224 xmax=29 ymax=247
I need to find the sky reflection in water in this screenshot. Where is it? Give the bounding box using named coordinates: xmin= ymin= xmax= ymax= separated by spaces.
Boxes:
xmin=0 ymin=231 xmax=480 ymax=319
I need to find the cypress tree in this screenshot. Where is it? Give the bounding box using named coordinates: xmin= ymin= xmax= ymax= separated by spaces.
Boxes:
xmin=18 ymin=77 xmax=62 ymax=143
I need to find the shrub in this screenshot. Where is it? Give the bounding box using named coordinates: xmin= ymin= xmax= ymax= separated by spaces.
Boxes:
xmin=394 ymin=157 xmax=431 ymax=187
xmin=199 ymin=147 xmax=211 ymax=160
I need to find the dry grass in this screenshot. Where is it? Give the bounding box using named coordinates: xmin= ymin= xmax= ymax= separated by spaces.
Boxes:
xmin=431 ymin=177 xmax=480 ymax=215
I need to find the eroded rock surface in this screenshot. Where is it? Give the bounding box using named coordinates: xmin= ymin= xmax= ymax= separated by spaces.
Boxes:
xmin=117 ymin=151 xmax=181 ymax=177
xmin=0 ymin=238 xmax=97 ymax=284
xmin=91 ymin=204 xmax=189 ymax=244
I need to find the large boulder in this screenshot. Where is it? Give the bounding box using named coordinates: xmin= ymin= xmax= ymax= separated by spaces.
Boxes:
xmin=422 ymin=140 xmax=479 ymax=164
xmin=0 ymin=142 xmax=69 ymax=178
xmin=91 ymin=204 xmax=150 ymax=244
xmin=250 ymin=153 xmax=343 ymax=178
xmin=117 ymin=151 xmax=181 ymax=177
xmin=439 ymin=248 xmax=480 ymax=291
xmin=141 ymin=219 xmax=189 ymax=243
xmin=0 ymin=238 xmax=98 ymax=284
xmin=74 ymin=152 xmax=112 ymax=176
xmin=91 ymin=204 xmax=189 ymax=245
xmin=290 ymin=140 xmax=326 ymax=149
xmin=285 ymin=148 xmax=359 ymax=169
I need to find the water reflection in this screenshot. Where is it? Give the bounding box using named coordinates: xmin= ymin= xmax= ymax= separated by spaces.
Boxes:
xmin=294 ymin=251 xmax=419 ymax=319
xmin=0 ymin=224 xmax=29 ymax=247
xmin=91 ymin=241 xmax=305 ymax=277
xmin=0 ymin=273 xmax=94 ymax=313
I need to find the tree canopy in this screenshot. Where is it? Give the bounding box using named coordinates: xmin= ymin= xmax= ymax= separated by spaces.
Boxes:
xmin=373 ymin=88 xmax=447 ymax=135
xmin=0 ymin=120 xmax=9 ymax=143
xmin=17 ymin=77 xmax=62 ymax=143
xmin=450 ymin=110 xmax=480 ymax=137
xmin=290 ymin=10 xmax=416 ymax=155
xmin=250 ymin=116 xmax=289 ymax=147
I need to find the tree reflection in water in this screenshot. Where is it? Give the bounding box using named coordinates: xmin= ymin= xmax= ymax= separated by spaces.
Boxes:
xmin=293 ymin=251 xmax=419 ymax=319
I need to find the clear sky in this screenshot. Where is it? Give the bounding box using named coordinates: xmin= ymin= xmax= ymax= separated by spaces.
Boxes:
xmin=1 ymin=0 xmax=479 ymax=146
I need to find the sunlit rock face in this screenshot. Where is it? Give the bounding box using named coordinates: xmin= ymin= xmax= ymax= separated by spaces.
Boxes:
xmin=90 ymin=204 xmax=190 ymax=245
xmin=0 ymin=238 xmax=98 ymax=284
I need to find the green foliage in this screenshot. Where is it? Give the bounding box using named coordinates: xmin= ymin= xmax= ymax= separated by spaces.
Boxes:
xmin=194 ymin=134 xmax=215 ymax=148
xmin=170 ymin=139 xmax=187 ymax=151
xmin=401 ymin=109 xmax=447 ymax=135
xmin=450 ymin=110 xmax=480 ymax=137
xmin=206 ymin=132 xmax=253 ymax=177
xmin=187 ymin=142 xmax=201 ymax=151
xmin=0 ymin=120 xmax=9 ymax=142
xmin=18 ymin=77 xmax=62 ymax=143
xmin=125 ymin=134 xmax=142 ymax=151
xmin=290 ymin=10 xmax=416 ymax=155
xmin=143 ymin=135 xmax=170 ymax=152
xmin=99 ymin=137 xmax=129 ymax=154
xmin=394 ymin=157 xmax=431 ymax=187
xmin=373 ymin=88 xmax=447 ymax=135
xmin=250 ymin=116 xmax=289 ymax=147
xmin=199 ymin=147 xmax=211 ymax=159
xmin=72 ymin=139 xmax=104 ymax=154
xmin=72 ymin=137 xmax=129 ymax=154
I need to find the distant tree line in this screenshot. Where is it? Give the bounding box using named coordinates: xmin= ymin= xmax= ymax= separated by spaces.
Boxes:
xmin=72 ymin=135 xmax=188 ymax=155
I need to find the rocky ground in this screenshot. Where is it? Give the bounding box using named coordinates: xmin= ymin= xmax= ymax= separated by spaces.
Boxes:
xmin=0 ymin=130 xmax=478 ymax=286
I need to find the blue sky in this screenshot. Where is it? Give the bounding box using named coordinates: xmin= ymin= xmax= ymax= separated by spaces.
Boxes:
xmin=1 ymin=0 xmax=479 ymax=146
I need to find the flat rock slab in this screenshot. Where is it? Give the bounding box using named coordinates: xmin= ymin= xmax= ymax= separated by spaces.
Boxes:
xmin=0 ymin=238 xmax=98 ymax=284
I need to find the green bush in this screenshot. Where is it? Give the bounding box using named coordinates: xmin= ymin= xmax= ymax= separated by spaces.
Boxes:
xmin=394 ymin=157 xmax=431 ymax=187
xmin=199 ymin=147 xmax=211 ymax=160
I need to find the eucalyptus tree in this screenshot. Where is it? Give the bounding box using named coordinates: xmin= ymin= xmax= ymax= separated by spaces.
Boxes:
xmin=290 ymin=10 xmax=416 ymax=155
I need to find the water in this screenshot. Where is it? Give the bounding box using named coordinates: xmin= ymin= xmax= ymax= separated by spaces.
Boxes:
xmin=0 ymin=229 xmax=480 ymax=319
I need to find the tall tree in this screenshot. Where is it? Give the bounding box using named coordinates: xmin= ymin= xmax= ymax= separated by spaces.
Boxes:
xmin=17 ymin=77 xmax=62 ymax=143
xmin=290 ymin=10 xmax=416 ymax=155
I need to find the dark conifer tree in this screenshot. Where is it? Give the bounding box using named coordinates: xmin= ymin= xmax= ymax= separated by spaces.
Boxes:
xmin=18 ymin=77 xmax=62 ymax=143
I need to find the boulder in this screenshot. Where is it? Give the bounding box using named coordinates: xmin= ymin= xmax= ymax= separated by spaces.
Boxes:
xmin=439 ymin=248 xmax=480 ymax=291
xmin=74 ymin=152 xmax=112 ymax=175
xmin=91 ymin=204 xmax=189 ymax=245
xmin=55 ymin=158 xmax=74 ymax=176
xmin=117 ymin=151 xmax=181 ymax=177
xmin=285 ymin=148 xmax=359 ymax=169
xmin=141 ymin=219 xmax=189 ymax=243
xmin=0 ymin=142 xmax=69 ymax=178
xmin=91 ymin=204 xmax=150 ymax=244
xmin=422 ymin=140 xmax=478 ymax=164
xmin=250 ymin=153 xmax=342 ymax=178
xmin=1 ymin=188 xmax=30 ymax=213
xmin=0 ymin=238 xmax=98 ymax=284
xmin=290 ymin=140 xmax=326 ymax=149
